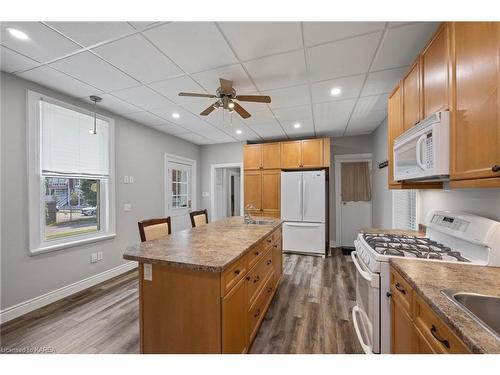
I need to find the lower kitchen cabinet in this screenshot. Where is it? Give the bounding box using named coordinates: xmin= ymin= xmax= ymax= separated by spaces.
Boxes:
xmin=391 ymin=295 xmax=417 ymax=353
xmin=222 ymin=276 xmax=248 ymax=353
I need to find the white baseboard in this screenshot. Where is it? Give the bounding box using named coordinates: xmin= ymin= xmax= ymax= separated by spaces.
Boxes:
xmin=0 ymin=261 xmax=137 ymax=324
xmin=330 ymin=240 xmax=340 ymax=248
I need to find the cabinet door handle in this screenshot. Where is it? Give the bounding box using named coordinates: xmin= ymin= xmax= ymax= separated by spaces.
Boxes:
xmin=253 ymin=275 xmax=260 ymax=283
xmin=492 ymin=165 xmax=500 ymax=172
xmin=430 ymin=325 xmax=450 ymax=349
xmin=273 ymin=245 xmax=278 ymax=248
xmin=254 ymin=308 xmax=261 ymax=318
xmin=266 ymin=260 xmax=272 ymax=265
xmin=395 ymin=282 xmax=406 ymax=295
xmin=234 ymin=269 xmax=240 ymax=275
xmin=255 ymin=251 xmax=260 ymax=256
xmin=267 ymin=239 xmax=272 ymax=243
xmin=267 ymin=286 xmax=273 ymax=293
xmin=246 ymin=276 xmax=251 ymax=281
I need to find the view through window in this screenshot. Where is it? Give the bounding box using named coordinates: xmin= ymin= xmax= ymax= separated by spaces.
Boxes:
xmin=171 ymin=168 xmax=189 ymax=209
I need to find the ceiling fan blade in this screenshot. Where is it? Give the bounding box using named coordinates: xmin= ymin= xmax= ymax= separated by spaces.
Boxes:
xmin=179 ymin=92 xmax=216 ymax=98
xmin=219 ymin=78 xmax=233 ymax=95
xmin=235 ymin=95 xmax=271 ymax=103
xmin=233 ymin=102 xmax=251 ymax=119
xmin=200 ymin=103 xmax=217 ymax=116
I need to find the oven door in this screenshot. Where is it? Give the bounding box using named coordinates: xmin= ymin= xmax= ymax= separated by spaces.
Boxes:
xmin=351 ymin=247 xmax=380 ymax=354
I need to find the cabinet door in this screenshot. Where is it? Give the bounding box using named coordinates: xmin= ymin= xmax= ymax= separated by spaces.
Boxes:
xmin=261 ymin=170 xmax=280 ymax=217
xmin=301 ymin=139 xmax=323 ymax=168
xmin=388 ymin=85 xmax=404 ymax=186
xmin=243 ymin=144 xmax=262 ymax=170
xmin=222 ymin=277 xmax=248 ymax=354
xmin=403 ymin=61 xmax=421 ymax=131
xmin=451 ymin=22 xmax=500 ymax=181
xmin=244 ymin=171 xmax=262 ymax=210
xmin=391 ymin=296 xmax=417 ymax=353
xmin=262 ymin=143 xmax=281 ymax=169
xmin=415 ymin=326 xmax=435 ymax=354
xmin=281 ymin=141 xmax=302 ymax=169
xmin=422 ymin=23 xmax=450 ymax=117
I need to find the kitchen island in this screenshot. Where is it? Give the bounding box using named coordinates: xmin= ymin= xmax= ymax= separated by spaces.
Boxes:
xmin=123 ymin=216 xmax=283 ymax=354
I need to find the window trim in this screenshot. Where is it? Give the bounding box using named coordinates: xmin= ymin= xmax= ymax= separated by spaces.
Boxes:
xmin=27 ymin=90 xmax=116 ymax=256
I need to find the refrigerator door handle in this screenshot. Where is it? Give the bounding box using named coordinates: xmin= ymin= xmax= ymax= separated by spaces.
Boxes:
xmin=297 ymin=176 xmax=302 ymax=219
xmin=302 ymin=178 xmax=307 ymax=219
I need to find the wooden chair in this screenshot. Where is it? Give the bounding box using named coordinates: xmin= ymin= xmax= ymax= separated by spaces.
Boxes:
xmin=189 ymin=209 xmax=208 ymax=228
xmin=138 ymin=217 xmax=172 ymax=242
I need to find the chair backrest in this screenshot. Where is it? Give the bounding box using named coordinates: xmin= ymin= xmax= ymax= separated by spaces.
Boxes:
xmin=138 ymin=217 xmax=172 ymax=242
xmin=189 ymin=209 xmax=208 ymax=228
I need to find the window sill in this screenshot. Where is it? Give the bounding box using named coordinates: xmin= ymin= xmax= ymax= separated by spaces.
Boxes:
xmin=30 ymin=233 xmax=117 ymax=256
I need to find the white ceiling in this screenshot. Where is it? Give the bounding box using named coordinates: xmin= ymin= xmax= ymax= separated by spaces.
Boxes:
xmin=0 ymin=21 xmax=439 ymax=144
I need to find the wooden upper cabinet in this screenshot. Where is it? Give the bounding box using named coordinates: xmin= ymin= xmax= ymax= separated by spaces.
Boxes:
xmin=262 ymin=143 xmax=280 ymax=169
xmin=222 ymin=277 xmax=248 ymax=354
xmin=421 ymin=23 xmax=450 ymax=117
xmin=280 ymin=141 xmax=302 ymax=169
xmin=261 ymin=170 xmax=280 ymax=215
xmin=243 ymin=144 xmax=262 ymax=170
xmin=301 ymin=139 xmax=323 ymax=168
xmin=388 ymin=85 xmax=404 ymax=186
xmin=243 ymin=171 xmax=262 ymax=210
xmin=402 ymin=61 xmax=421 ymax=131
xmin=450 ymin=22 xmax=500 ymax=181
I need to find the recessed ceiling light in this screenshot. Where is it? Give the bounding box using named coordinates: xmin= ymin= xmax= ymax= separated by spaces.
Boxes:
xmin=293 ymin=123 xmax=301 ymax=129
xmin=6 ymin=27 xmax=29 ymax=41
xmin=172 ymin=112 xmax=180 ymax=119
xmin=235 ymin=129 xmax=242 ymax=135
xmin=330 ymin=87 xmax=342 ymax=96
xmin=228 ymin=102 xmax=235 ymax=109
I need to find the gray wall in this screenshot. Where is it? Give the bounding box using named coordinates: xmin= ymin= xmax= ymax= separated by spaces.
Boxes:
xmin=371 ymin=119 xmax=393 ymax=228
xmin=1 ymin=72 xmax=201 ymax=310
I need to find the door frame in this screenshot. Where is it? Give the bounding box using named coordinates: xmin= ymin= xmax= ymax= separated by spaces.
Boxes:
xmin=210 ymin=162 xmax=244 ymax=222
xmin=164 ymin=153 xmax=197 ymax=217
xmin=334 ymin=153 xmax=373 ymax=248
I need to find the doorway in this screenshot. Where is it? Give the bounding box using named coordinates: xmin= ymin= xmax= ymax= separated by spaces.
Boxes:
xmin=211 ymin=163 xmax=243 ymax=222
xmin=334 ymin=154 xmax=373 ymax=249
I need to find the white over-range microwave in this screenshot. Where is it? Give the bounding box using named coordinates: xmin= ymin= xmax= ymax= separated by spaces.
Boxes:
xmin=393 ymin=111 xmax=450 ymax=182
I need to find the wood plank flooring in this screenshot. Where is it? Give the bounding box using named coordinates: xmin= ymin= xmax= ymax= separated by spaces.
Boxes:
xmin=1 ymin=250 xmax=362 ymax=354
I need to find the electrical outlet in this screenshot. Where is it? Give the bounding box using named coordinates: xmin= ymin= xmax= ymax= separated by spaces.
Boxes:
xmin=90 ymin=253 xmax=98 ymax=263
xmin=97 ymin=251 xmax=103 ymax=261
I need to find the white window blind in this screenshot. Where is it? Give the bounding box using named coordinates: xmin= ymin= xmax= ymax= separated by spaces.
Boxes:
xmin=392 ymin=190 xmax=418 ymax=230
xmin=41 ymin=100 xmax=110 ymax=176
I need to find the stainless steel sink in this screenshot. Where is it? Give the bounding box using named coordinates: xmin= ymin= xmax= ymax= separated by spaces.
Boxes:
xmin=245 ymin=219 xmax=275 ymax=225
xmin=442 ymin=289 xmax=500 ymax=339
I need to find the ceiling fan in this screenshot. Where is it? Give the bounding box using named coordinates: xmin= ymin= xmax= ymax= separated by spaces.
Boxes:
xmin=178 ymin=78 xmax=271 ymax=119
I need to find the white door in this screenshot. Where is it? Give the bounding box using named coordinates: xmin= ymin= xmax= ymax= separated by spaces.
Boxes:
xmin=281 ymin=171 xmax=302 ymax=221
xmin=167 ymin=160 xmax=193 ymax=232
xmin=302 ymin=170 xmax=325 ymax=223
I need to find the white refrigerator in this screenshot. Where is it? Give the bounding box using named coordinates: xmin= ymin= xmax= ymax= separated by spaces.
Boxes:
xmin=281 ymin=170 xmax=326 ymax=255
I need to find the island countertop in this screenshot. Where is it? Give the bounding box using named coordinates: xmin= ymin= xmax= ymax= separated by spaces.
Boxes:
xmin=123 ymin=216 xmax=282 ymax=273
xmin=390 ymin=258 xmax=500 ymax=354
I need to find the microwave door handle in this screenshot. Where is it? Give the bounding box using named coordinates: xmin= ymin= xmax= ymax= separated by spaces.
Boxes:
xmin=416 ymin=134 xmax=427 ymax=170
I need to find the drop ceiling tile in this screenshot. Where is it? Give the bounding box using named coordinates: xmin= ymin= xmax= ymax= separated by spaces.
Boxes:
xmin=92 ymin=34 xmax=182 ymax=84
xmin=239 ymin=107 xmax=277 ymax=126
xmin=148 ymin=75 xmax=209 ymax=104
xmin=218 ymin=22 xmax=302 ymax=61
xmin=47 ymin=22 xmax=136 ymax=47
xmin=371 ymin=22 xmax=440 ymax=71
xmin=50 ymin=51 xmax=139 ymax=92
xmin=244 ymin=50 xmax=307 ymax=91
xmin=361 ymin=67 xmax=408 ymax=96
xmin=303 ymin=22 xmax=386 ymax=47
xmin=16 ymin=66 xmax=100 ymax=98
xmin=352 ymin=94 xmax=387 ymax=116
xmin=1 ymin=46 xmax=40 ymax=73
xmin=111 ymin=85 xmax=173 ymax=111
xmin=307 ymin=32 xmax=382 ymax=82
xmin=262 ymin=84 xmax=310 ymax=109
xmin=311 ymin=74 xmax=365 ymax=104
xmin=81 ymin=93 xmax=140 ymax=115
xmin=144 ymin=22 xmax=237 ymax=73
xmin=346 ymin=109 xmax=387 ymax=135
xmin=191 ymin=64 xmax=257 ymax=95
xmin=282 ymin=119 xmax=315 ymax=138
xmin=152 ymin=122 xmax=192 ymax=135
xmin=123 ymin=111 xmax=167 ymax=126
xmin=1 ymin=22 xmax=81 ymax=62
xmin=174 ymin=132 xmax=211 ymax=145
xmin=247 ymin=122 xmax=287 ymax=139
xmin=313 ymin=98 xmax=357 ymax=133
xmin=273 ymin=105 xmax=313 ymax=128
xmin=128 ymin=22 xmax=161 ymax=30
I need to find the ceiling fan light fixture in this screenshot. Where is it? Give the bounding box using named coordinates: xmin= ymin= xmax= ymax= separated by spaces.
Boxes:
xmin=228 ymin=101 xmax=235 ymax=109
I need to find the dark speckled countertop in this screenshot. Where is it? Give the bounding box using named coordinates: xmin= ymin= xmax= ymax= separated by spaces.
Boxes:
xmin=123 ymin=216 xmax=282 ymax=272
xmin=390 ymin=259 xmax=500 ymax=353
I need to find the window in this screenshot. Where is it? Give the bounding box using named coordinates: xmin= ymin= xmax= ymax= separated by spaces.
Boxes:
xmin=171 ymin=167 xmax=189 ymax=209
xmin=392 ymin=190 xmax=418 ymax=230
xmin=28 ymin=91 xmax=115 ymax=254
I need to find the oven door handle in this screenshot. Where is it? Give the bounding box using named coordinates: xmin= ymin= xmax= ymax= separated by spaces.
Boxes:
xmin=352 ymin=306 xmax=373 ymax=354
xmin=351 ymin=250 xmax=378 ymax=288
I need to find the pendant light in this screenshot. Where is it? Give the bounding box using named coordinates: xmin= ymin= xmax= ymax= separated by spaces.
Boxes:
xmin=89 ymin=95 xmax=102 ymax=135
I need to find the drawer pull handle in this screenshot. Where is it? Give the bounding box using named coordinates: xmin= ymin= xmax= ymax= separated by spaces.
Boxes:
xmin=492 ymin=165 xmax=500 ymax=172
xmin=267 ymin=286 xmax=273 ymax=293
xmin=267 ymin=260 xmax=272 ymax=265
xmin=254 ymin=308 xmax=261 ymax=318
xmin=254 ymin=275 xmax=260 ymax=283
xmin=255 ymin=251 xmax=260 ymax=256
xmin=395 ymin=283 xmax=406 ymax=295
xmin=246 ymin=276 xmax=251 ymax=281
xmin=267 ymin=239 xmax=272 ymax=243
xmin=430 ymin=325 xmax=450 ymax=349
xmin=234 ymin=269 xmax=240 ymax=275
xmin=273 ymin=245 xmax=278 ymax=248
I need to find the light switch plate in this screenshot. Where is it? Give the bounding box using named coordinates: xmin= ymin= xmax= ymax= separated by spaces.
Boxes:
xmin=129 ymin=176 xmax=134 ymax=183
xmin=124 ymin=203 xmax=132 ymax=211
xmin=143 ymin=263 xmax=152 ymax=281
xmin=97 ymin=251 xmax=103 ymax=261
xmin=202 ymin=191 xmax=210 ymax=197
xmin=123 ymin=176 xmax=129 ymax=184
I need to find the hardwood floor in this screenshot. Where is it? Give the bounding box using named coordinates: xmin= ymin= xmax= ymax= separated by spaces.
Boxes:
xmin=0 ymin=250 xmax=362 ymax=354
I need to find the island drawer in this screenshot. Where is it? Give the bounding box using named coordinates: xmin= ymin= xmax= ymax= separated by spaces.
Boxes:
xmin=221 ymin=255 xmax=248 ymax=296
xmin=390 ymin=268 xmax=413 ymax=314
xmin=413 ymin=293 xmax=469 ymax=354
xmin=247 ymin=242 xmax=265 ymax=269
xmin=271 ymin=228 xmax=282 ymax=245
xmin=247 ymin=248 xmax=273 ymax=305
xmin=248 ymin=271 xmax=275 ymax=342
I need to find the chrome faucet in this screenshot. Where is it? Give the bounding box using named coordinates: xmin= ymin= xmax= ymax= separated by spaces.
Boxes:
xmin=244 ymin=204 xmax=257 ymax=224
